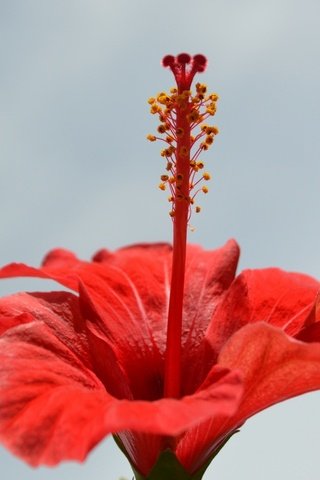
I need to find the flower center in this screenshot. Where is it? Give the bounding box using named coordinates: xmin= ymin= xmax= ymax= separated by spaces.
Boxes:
xmin=148 ymin=53 xmax=219 ymax=398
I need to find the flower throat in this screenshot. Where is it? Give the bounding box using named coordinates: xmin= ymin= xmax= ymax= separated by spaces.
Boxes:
xmin=148 ymin=53 xmax=219 ymax=398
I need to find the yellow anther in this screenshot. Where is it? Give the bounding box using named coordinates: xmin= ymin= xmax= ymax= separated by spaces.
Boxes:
xmin=205 ymin=135 xmax=214 ymax=145
xmin=200 ymin=142 xmax=209 ymax=151
xmin=203 ymin=172 xmax=211 ymax=181
xmin=168 ymin=196 xmax=173 ymax=202
xmin=196 ymin=83 xmax=207 ymax=94
xmin=170 ymin=87 xmax=177 ymax=94
xmin=195 ymin=206 xmax=201 ymax=213
xmin=160 ymin=147 xmax=174 ymax=158
xmin=189 ymin=197 xmax=194 ymax=204
xmin=188 ymin=110 xmax=200 ymax=123
xmin=169 ymin=177 xmax=176 ymax=184
xmin=166 ymin=135 xmax=174 ymax=143
xmin=157 ymin=124 xmax=168 ymax=134
xmin=158 ymin=94 xmax=171 ymax=105
xmin=209 ymin=93 xmax=219 ymax=101
xmin=169 ymin=210 xmax=175 ymax=217
xmin=161 ymin=174 xmax=169 ymax=182
xmin=180 ymin=146 xmax=188 ymax=157
xmin=205 ymin=125 xmax=219 ymax=135
xmin=148 ymin=97 xmax=156 ymax=104
xmin=190 ymin=160 xmax=199 ymax=172
xmin=151 ymin=104 xmax=161 ymax=114
xmin=197 ymin=161 xmax=204 ymax=169
xmin=206 ymin=104 xmax=217 ymax=115
xmin=147 ymin=134 xmax=157 ymax=142
xmin=166 ymin=161 xmax=173 ymax=171
xmin=202 ymin=186 xmax=209 ymax=194
xmin=201 ymin=124 xmax=208 ymax=132
xmin=158 ymin=183 xmax=166 ymax=191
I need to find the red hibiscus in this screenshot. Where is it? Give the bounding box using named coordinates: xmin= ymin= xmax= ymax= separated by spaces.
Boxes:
xmin=0 ymin=240 xmax=319 ymax=478
xmin=1 ymin=53 xmax=319 ymax=479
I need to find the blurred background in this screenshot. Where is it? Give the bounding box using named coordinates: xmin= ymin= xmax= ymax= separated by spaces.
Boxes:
xmin=0 ymin=0 xmax=319 ymax=478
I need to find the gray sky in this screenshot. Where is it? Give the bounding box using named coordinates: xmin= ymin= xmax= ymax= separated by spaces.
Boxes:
xmin=0 ymin=1 xmax=319 ymax=479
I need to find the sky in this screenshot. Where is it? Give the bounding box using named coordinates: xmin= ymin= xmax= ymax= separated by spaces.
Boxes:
xmin=0 ymin=0 xmax=319 ymax=478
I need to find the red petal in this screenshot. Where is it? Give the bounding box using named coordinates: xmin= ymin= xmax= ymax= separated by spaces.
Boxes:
xmin=218 ymin=323 xmax=320 ymax=440
xmin=0 ymin=291 xmax=90 ymax=364
xmin=296 ymin=292 xmax=320 ymax=342
xmin=79 ymin=282 xmax=164 ymax=401
xmin=1 ymin=242 xmax=239 ymax=398
xmin=207 ymin=268 xmax=319 ymax=356
xmin=0 ymin=288 xmax=243 ymax=470
xmin=116 ymin=367 xmax=243 ymax=475
xmin=78 ymin=241 xmax=239 ymax=398
xmin=177 ymin=322 xmax=320 ymax=473
xmin=183 ymin=239 xmax=239 ymax=346
xmin=0 ymin=292 xmax=111 ymax=465
xmin=181 ymin=240 xmax=239 ymax=393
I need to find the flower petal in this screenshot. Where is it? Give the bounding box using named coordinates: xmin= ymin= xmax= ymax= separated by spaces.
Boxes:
xmin=76 ymin=240 xmax=239 ymax=399
xmin=0 ymin=242 xmax=239 ymax=398
xmin=0 ymin=292 xmax=113 ymax=466
xmin=115 ymin=367 xmax=243 ymax=476
xmin=0 ymin=248 xmax=82 ymax=290
xmin=217 ymin=322 xmax=320 ymax=444
xmin=182 ymin=240 xmax=240 ymax=394
xmin=0 ymin=288 xmax=243 ymax=470
xmin=177 ymin=321 xmax=320 ymax=474
xmin=78 ymin=282 xmax=164 ymax=400
xmin=296 ymin=292 xmax=320 ymax=342
xmin=207 ymin=268 xmax=320 ymax=356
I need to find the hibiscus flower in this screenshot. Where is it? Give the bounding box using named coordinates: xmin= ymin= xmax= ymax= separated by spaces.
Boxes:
xmin=0 ymin=241 xmax=319 ymax=479
xmin=0 ymin=54 xmax=319 ymax=480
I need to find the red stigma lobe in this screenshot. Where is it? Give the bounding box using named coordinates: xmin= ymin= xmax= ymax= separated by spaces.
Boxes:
xmin=162 ymin=53 xmax=208 ymax=91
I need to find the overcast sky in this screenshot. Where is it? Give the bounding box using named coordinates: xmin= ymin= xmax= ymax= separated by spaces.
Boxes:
xmin=0 ymin=1 xmax=319 ymax=479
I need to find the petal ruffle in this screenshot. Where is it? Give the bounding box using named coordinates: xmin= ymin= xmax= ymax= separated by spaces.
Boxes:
xmin=0 ymin=290 xmax=243 ymax=469
xmin=176 ymin=322 xmax=320 ymax=474
xmin=0 ymin=242 xmax=239 ymax=397
xmin=115 ymin=365 xmax=243 ymax=476
xmin=207 ymin=268 xmax=319 ymax=356
xmin=180 ymin=240 xmax=239 ymax=393
xmin=214 ymin=323 xmax=320 ymax=455
xmin=0 ymin=292 xmax=108 ymax=466
xmin=219 ymin=322 xmax=320 ymax=419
